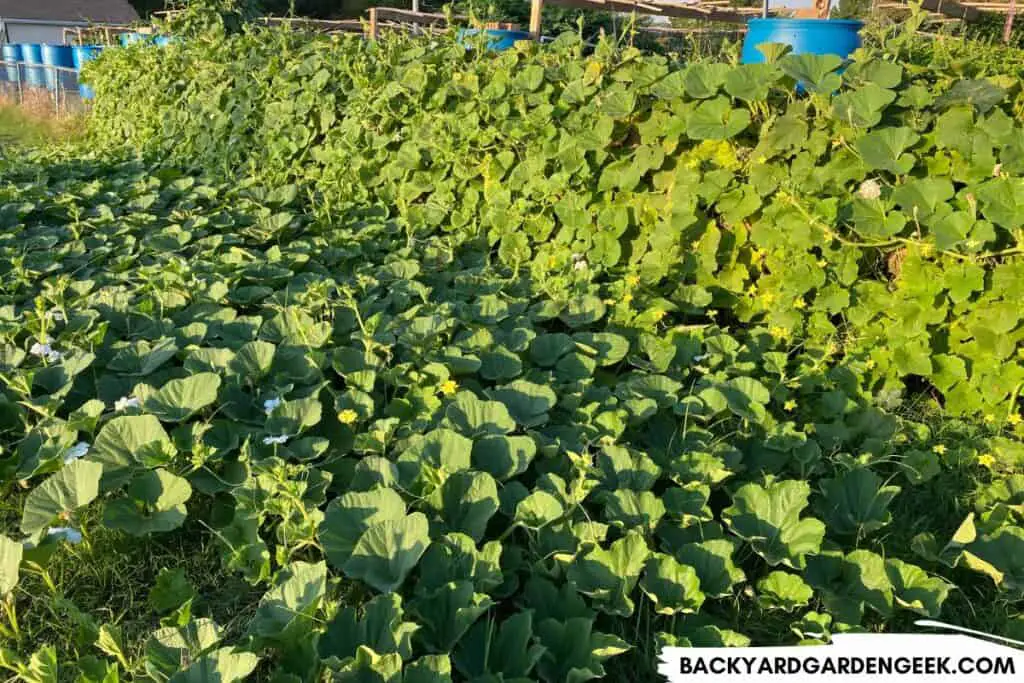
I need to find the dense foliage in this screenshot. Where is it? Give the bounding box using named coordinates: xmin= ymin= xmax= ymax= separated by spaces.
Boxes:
xmin=87 ymin=22 xmax=1024 ymax=421
xmin=1 ymin=11 xmax=1023 ymax=683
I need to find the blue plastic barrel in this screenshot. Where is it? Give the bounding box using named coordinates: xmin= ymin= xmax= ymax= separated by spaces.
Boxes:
xmin=40 ymin=44 xmax=75 ymax=91
xmin=152 ymin=35 xmax=173 ymax=47
xmin=72 ymin=45 xmax=103 ymax=99
xmin=457 ymin=28 xmax=533 ymax=52
xmin=119 ymin=32 xmax=149 ymax=47
xmin=20 ymin=44 xmax=44 ymax=88
xmin=740 ymin=18 xmax=863 ymax=64
xmin=1 ymin=43 xmax=21 ymax=83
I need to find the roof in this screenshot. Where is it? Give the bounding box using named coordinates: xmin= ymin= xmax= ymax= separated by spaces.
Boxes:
xmin=0 ymin=0 xmax=140 ymax=23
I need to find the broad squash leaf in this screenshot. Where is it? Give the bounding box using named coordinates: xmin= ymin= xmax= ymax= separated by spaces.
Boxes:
xmin=722 ymin=479 xmax=825 ymax=568
xmin=639 ymin=553 xmax=705 ymax=615
xmin=816 ymin=467 xmax=901 ymax=537
xmin=756 ymin=571 xmax=813 ymax=611
xmin=21 ymin=460 xmax=103 ymax=537
xmin=343 ymin=513 xmax=431 ymax=594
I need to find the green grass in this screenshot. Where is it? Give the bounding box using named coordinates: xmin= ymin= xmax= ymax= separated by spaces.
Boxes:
xmin=0 ymin=105 xmax=83 ymax=149
xmin=2 ymin=525 xmax=264 ymax=674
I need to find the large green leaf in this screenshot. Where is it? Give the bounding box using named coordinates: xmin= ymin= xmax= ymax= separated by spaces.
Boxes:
xmin=168 ymin=647 xmax=260 ymax=683
xmin=976 ymin=177 xmax=1024 ymax=229
xmin=401 ymin=429 xmax=473 ymax=473
xmin=535 ymin=618 xmax=629 ymax=683
xmin=885 ymin=558 xmax=951 ymax=617
xmin=103 ymin=468 xmax=193 ymax=536
xmin=471 ymin=434 xmax=537 ymax=481
xmin=778 ymin=53 xmax=843 ymax=92
xmin=961 ymin=526 xmax=1024 ymax=591
xmin=816 ymin=467 xmax=901 ymax=537
xmin=687 ymin=97 xmax=750 ymax=140
xmin=136 ymin=373 xmax=221 ymax=422
xmin=854 ymin=127 xmax=919 ymax=174
xmin=445 ymin=392 xmax=515 ymax=436
xmin=319 ymin=488 xmax=407 ymax=568
xmin=833 ymin=84 xmax=897 ymax=127
xmin=453 ymin=610 xmax=546 ymax=681
xmin=145 ymin=619 xmax=223 ymax=682
xmin=639 ymin=553 xmax=704 ymax=615
xmin=21 ymin=460 xmax=103 ymax=537
xmin=514 ymin=490 xmax=564 ymax=529
xmin=90 ymin=415 xmax=175 ymax=489
xmin=319 ymin=594 xmax=419 ymax=663
xmin=672 ymin=539 xmax=745 ymax=597
xmin=248 ymin=561 xmax=326 ymax=645
xmin=343 ymin=513 xmax=431 ymax=594
xmin=411 ymin=580 xmax=494 ymax=652
xmin=567 ymin=532 xmax=650 ymax=617
xmin=756 ymin=571 xmax=813 ymax=611
xmin=806 ymin=549 xmax=894 ymax=624
xmin=487 ymin=380 xmax=557 ymax=426
xmin=428 ymin=471 xmax=499 ymax=542
xmin=722 ymin=480 xmax=825 ymax=568
xmin=600 ymin=489 xmax=665 ymax=532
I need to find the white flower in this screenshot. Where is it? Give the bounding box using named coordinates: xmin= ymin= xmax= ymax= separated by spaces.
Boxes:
xmin=993 ymin=163 xmax=1003 ymax=177
xmin=114 ymin=396 xmax=141 ymax=411
xmin=263 ymin=397 xmax=282 ymax=415
xmin=263 ymin=434 xmax=289 ymax=445
xmin=63 ymin=441 xmax=90 ymax=464
xmin=693 ymin=353 xmax=710 ymax=362
xmin=29 ymin=341 xmax=62 ymax=362
xmin=856 ymin=179 xmax=882 ymax=200
xmin=573 ymin=259 xmax=588 ymax=271
xmin=46 ymin=527 xmax=83 ymax=544
xmin=47 ymin=309 xmax=65 ymax=322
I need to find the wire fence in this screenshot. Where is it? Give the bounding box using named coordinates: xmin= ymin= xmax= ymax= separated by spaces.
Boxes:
xmin=0 ymin=61 xmax=90 ymax=118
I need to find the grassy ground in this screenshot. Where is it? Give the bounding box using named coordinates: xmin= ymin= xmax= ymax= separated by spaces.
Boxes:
xmin=0 ymin=103 xmax=84 ymax=149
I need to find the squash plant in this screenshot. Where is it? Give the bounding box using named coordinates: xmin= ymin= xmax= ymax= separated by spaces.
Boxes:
xmin=0 ymin=16 xmax=1022 ymax=683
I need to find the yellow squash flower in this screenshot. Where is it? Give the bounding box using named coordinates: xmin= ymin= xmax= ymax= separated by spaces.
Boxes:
xmin=337 ymin=409 xmax=359 ymax=425
xmin=977 ymin=453 xmax=996 ymax=469
xmin=439 ymin=379 xmax=458 ymax=396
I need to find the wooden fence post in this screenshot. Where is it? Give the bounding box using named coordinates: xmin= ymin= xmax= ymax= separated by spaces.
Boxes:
xmin=530 ymin=0 xmax=544 ymax=38
xmin=1005 ymin=0 xmax=1017 ymax=43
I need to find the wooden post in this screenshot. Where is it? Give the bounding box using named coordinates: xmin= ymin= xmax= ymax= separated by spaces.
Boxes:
xmin=368 ymin=6 xmax=379 ymax=39
xmin=1005 ymin=0 xmax=1017 ymax=43
xmin=530 ymin=0 xmax=543 ymax=38
xmin=762 ymin=0 xmax=769 ymax=18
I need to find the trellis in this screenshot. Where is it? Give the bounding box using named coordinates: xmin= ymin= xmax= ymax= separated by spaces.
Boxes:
xmin=63 ymin=0 xmax=1019 ymax=49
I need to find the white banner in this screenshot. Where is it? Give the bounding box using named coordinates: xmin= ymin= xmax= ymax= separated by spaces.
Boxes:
xmin=658 ymin=622 xmax=1024 ymax=683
